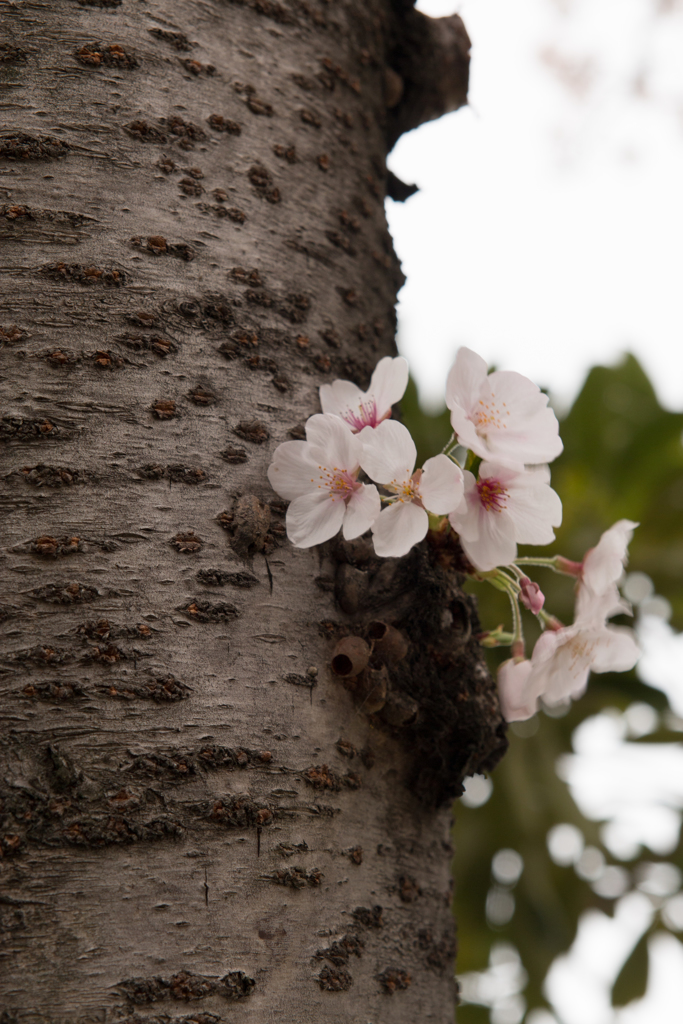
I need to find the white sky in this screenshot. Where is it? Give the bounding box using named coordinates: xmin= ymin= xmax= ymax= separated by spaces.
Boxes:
xmin=394 ymin=3 xmax=683 ymax=1022
xmin=388 ymin=0 xmax=683 ymax=414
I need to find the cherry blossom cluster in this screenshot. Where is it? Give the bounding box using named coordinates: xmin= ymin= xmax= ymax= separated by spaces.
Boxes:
xmin=267 ymin=348 xmax=640 ymax=721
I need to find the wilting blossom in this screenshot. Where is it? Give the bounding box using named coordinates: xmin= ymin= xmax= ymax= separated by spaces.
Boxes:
xmin=267 ymin=414 xmax=380 ymax=548
xmin=531 ymin=600 xmax=640 ymax=709
xmin=360 ymin=419 xmax=464 ymax=558
xmin=579 ymin=519 xmax=639 ymax=600
xmin=319 ymin=355 xmax=409 ymax=433
xmin=499 ymin=588 xmax=640 ymax=721
xmin=445 ymin=346 xmax=563 ymax=465
xmin=449 ymin=461 xmax=562 ymax=572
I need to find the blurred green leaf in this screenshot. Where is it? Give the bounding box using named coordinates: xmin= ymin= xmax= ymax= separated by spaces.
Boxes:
xmin=611 ymin=928 xmax=650 ymax=1007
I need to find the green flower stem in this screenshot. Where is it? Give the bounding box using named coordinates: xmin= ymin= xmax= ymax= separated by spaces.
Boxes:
xmin=480 ymin=568 xmax=524 ymax=646
xmin=506 ymin=586 xmax=523 ymax=646
xmin=481 ymin=567 xmax=521 ymax=595
xmin=538 ymin=608 xmax=564 ymax=630
xmin=427 ymin=512 xmax=448 ymax=533
xmin=440 ymin=432 xmax=457 ymax=455
xmin=514 ymin=555 xmax=582 ymax=577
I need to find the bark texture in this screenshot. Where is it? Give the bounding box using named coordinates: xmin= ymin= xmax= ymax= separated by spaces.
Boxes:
xmin=0 ymin=2 xmax=506 ymax=1021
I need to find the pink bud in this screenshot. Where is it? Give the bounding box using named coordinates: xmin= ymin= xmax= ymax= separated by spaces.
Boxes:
xmin=519 ymin=576 xmax=545 ymax=614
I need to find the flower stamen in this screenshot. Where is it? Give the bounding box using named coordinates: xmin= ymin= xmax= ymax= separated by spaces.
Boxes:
xmin=341 ymin=398 xmax=380 ymax=432
xmin=477 ymin=477 xmax=508 ymax=512
xmin=316 ymin=465 xmax=361 ymax=503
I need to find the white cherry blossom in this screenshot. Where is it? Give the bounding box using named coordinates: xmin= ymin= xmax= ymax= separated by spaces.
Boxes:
xmin=445 ymin=346 xmax=563 ymax=465
xmin=449 ymin=461 xmax=562 ymax=572
xmin=319 ymin=355 xmax=409 ymax=433
xmin=360 ymin=419 xmax=464 ymax=557
xmin=267 ymin=414 xmax=380 ymax=548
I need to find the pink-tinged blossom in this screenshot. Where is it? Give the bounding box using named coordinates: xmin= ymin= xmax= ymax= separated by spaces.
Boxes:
xmin=319 ymin=356 xmax=409 ymax=433
xmin=267 ymin=414 xmax=380 ymax=548
xmin=360 ymin=420 xmax=464 ymax=558
xmin=449 ymin=461 xmax=562 ymax=572
xmin=579 ymin=519 xmax=639 ymax=600
xmin=497 ymin=658 xmax=538 ymax=722
xmin=519 ymin=576 xmax=545 ymax=614
xmin=445 ymin=347 xmax=563 ymax=465
xmin=505 ymin=589 xmax=641 ymax=720
xmin=529 ymin=614 xmax=640 ymax=711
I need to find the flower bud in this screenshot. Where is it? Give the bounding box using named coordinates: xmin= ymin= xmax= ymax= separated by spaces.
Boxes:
xmin=497 ymin=658 xmax=538 ymax=722
xmin=519 ymin=576 xmax=545 ymax=615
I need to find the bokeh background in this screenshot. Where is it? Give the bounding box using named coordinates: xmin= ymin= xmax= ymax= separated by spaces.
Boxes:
xmin=386 ymin=1 xmax=683 ymax=1021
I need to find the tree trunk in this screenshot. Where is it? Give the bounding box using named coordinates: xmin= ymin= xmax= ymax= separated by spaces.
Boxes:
xmin=0 ymin=2 xmax=505 ymax=1021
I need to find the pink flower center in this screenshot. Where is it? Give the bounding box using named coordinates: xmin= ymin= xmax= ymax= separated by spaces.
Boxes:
xmin=341 ymin=398 xmax=380 ymax=432
xmin=477 ymin=477 xmax=508 ymax=512
xmin=314 ymin=466 xmax=361 ymax=503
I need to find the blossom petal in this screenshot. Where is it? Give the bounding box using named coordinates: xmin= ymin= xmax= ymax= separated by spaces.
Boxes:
xmin=505 ymin=467 xmax=563 ymax=545
xmin=448 ymin=409 xmax=486 ymax=457
xmin=445 ymin=346 xmax=488 ymax=416
xmin=371 ymin=500 xmax=428 ymax=557
xmin=305 ymin=413 xmax=359 ymax=471
xmin=286 ymin=490 xmax=345 ymax=547
xmin=497 ymin=659 xmax=541 ymax=722
xmin=448 ymin=471 xmax=478 ymax=536
xmin=368 ymin=356 xmax=409 ymax=417
xmin=419 ymin=455 xmax=465 ymax=515
xmin=319 ymin=379 xmax=364 ymax=419
xmin=529 ymin=627 xmax=592 ymax=704
xmin=581 ymin=519 xmax=639 ymax=596
xmin=590 ymin=626 xmax=640 ymax=674
xmin=453 ymin=504 xmax=518 ymax=571
xmin=576 ymin=582 xmax=630 ymax=625
xmin=486 ymin=371 xmax=563 ymax=464
xmin=360 ymin=419 xmax=416 ymax=484
xmin=267 ymin=441 xmax=319 ymax=501
xmin=494 ymin=409 xmax=564 ymax=465
xmin=342 ymin=484 xmax=381 ymax=540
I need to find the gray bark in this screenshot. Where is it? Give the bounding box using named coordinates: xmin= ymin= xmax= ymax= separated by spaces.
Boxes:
xmin=0 ymin=2 xmax=505 ymax=1021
